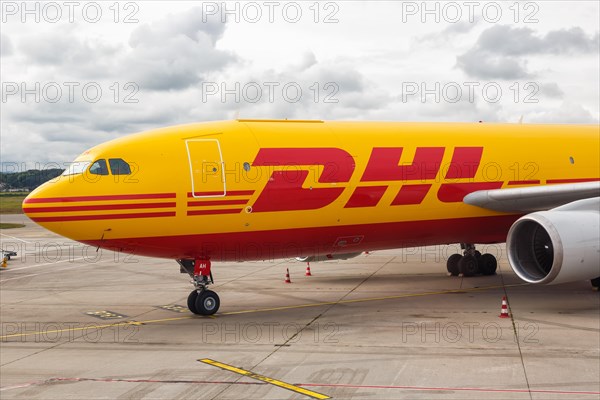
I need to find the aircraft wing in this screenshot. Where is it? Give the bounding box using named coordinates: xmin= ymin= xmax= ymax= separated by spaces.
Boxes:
xmin=463 ymin=181 xmax=600 ymax=213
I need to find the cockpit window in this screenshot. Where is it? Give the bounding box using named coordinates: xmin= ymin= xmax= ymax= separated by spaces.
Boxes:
xmin=109 ymin=158 xmax=131 ymax=175
xmin=62 ymin=161 xmax=91 ymax=176
xmin=89 ymin=159 xmax=109 ymax=175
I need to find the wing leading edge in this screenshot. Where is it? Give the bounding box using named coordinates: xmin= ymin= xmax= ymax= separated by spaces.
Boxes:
xmin=464 ymin=181 xmax=600 ymax=213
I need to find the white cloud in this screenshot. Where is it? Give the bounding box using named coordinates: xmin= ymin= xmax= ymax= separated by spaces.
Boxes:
xmin=123 ymin=7 xmax=236 ymax=90
xmin=1 ymin=1 xmax=598 ymax=167
xmin=528 ymin=101 xmax=598 ymax=124
xmin=539 ymin=82 xmax=564 ymax=99
xmin=1 ymin=33 xmax=13 ymax=57
xmin=457 ymin=25 xmax=599 ymax=79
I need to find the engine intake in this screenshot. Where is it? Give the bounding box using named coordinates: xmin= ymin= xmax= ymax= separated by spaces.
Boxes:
xmin=507 ymin=199 xmax=600 ymax=284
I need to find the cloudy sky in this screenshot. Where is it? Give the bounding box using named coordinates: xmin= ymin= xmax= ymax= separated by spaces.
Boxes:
xmin=1 ymin=1 xmax=599 ymax=168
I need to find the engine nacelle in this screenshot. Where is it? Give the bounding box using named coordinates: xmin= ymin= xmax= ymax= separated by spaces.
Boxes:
xmin=507 ymin=199 xmax=600 ymax=284
xmin=296 ymin=252 xmax=363 ymax=263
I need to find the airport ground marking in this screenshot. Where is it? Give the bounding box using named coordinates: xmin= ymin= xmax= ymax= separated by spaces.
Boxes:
xmin=199 ymin=358 xmax=330 ymax=400
xmin=0 ymin=283 xmax=525 ymax=340
xmin=2 ymin=256 xmax=88 ymax=272
xmin=156 ymin=304 xmax=189 ymax=313
xmin=0 ymin=233 xmax=33 ymax=244
xmin=0 ymin=377 xmax=266 ymax=392
xmin=220 ymin=283 xmax=526 ymax=316
xmin=2 ymin=376 xmax=598 ymax=396
xmin=0 ymin=258 xmax=114 ymax=283
xmin=299 ymin=382 xmax=600 ymax=396
xmin=85 ymin=310 xmax=129 ymax=320
xmin=0 ymin=317 xmax=192 ymax=340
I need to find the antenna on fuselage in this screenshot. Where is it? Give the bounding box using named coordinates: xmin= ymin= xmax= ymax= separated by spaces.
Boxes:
xmin=97 ymin=229 xmax=112 ymax=252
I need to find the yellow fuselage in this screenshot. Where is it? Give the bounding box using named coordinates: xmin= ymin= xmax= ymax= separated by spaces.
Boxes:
xmin=23 ymin=120 xmax=600 ymax=261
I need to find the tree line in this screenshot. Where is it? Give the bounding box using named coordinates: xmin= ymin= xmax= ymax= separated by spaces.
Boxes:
xmin=0 ymin=169 xmax=64 ymax=191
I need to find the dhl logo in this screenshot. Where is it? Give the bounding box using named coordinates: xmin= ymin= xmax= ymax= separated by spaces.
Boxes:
xmin=246 ymin=146 xmax=504 ymax=213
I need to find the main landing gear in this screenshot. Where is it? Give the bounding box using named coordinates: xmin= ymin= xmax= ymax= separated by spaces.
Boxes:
xmin=178 ymin=259 xmax=220 ymax=315
xmin=446 ymin=243 xmax=498 ymax=277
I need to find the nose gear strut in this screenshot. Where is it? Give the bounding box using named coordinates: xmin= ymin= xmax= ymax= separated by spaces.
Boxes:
xmin=178 ymin=259 xmax=220 ymax=315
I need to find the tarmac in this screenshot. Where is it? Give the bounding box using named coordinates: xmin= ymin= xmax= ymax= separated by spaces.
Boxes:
xmin=1 ymin=214 xmax=599 ymax=400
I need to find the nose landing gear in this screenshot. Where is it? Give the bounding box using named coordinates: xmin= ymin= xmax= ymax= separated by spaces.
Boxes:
xmin=178 ymin=259 xmax=220 ymax=315
xmin=446 ymin=243 xmax=498 ymax=277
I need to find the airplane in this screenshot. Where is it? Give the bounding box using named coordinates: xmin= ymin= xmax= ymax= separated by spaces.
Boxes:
xmin=22 ymin=120 xmax=600 ymax=315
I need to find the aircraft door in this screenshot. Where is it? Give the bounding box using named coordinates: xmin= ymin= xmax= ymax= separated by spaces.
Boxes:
xmin=186 ymin=139 xmax=226 ymax=197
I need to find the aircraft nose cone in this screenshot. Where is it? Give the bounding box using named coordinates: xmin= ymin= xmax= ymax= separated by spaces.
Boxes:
xmin=22 ymin=186 xmax=46 ymax=218
xmin=20 ymin=179 xmax=80 ymax=240
xmin=21 ymin=180 xmax=61 ymax=224
xmin=21 ymin=195 xmax=31 ymax=218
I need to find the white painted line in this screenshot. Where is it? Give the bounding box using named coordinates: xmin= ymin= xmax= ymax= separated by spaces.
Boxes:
xmin=3 ymin=257 xmax=89 ymax=272
xmin=0 ymin=259 xmax=112 ymax=283
xmin=0 ymin=233 xmax=33 ymax=244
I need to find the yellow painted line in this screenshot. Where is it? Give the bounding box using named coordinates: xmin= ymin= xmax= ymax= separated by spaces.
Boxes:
xmin=220 ymin=283 xmax=526 ymax=316
xmin=0 ymin=316 xmax=193 ymax=340
xmin=0 ymin=283 xmax=524 ymax=340
xmin=199 ymin=358 xmax=330 ymax=399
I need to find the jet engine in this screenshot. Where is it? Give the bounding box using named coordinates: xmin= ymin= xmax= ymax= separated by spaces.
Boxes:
xmin=506 ymin=198 xmax=600 ymax=284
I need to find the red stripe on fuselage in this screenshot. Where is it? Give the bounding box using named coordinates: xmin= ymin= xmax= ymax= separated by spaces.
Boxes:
xmin=80 ymin=214 xmax=521 ymax=261
xmin=29 ymin=212 xmax=176 ymax=222
xmin=187 ymin=209 xmax=243 ymax=216
xmin=23 ymin=202 xmax=176 ymax=213
xmin=546 ymin=178 xmax=600 ymax=184
xmin=188 ymin=200 xmax=248 ymax=207
xmin=188 ymin=191 xmax=255 ymax=197
xmin=24 ymin=193 xmax=176 ymax=204
xmin=507 ymin=180 xmax=541 ymax=185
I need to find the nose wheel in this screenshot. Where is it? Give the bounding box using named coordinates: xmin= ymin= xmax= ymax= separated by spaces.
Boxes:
xmin=178 ymin=259 xmax=221 ymax=315
xmin=187 ymin=289 xmax=220 ymax=315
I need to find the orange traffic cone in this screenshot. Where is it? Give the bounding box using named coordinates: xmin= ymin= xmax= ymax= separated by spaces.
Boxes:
xmin=499 ymin=296 xmax=509 ymax=318
xmin=284 ymin=268 xmax=292 ymax=283
xmin=305 ymin=263 xmax=312 ymax=276
xmin=1 ymin=257 xmax=7 ymax=268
